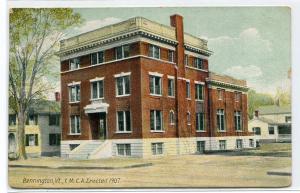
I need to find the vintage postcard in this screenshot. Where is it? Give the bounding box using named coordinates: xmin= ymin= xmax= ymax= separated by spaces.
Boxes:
xmin=8 ymin=7 xmax=291 ymax=189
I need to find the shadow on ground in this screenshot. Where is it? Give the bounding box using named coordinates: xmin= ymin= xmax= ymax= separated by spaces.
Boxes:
xmin=208 ymin=150 xmax=291 ymax=157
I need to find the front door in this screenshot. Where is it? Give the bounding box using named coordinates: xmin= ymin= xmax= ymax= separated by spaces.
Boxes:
xmin=99 ymin=113 xmax=106 ymax=140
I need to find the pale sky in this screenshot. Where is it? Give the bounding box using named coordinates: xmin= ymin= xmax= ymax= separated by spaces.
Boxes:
xmin=67 ymin=7 xmax=291 ymax=95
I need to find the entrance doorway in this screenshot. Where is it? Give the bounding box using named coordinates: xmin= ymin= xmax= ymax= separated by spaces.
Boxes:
xmin=89 ymin=112 xmax=107 ymax=140
xmin=99 ymin=113 xmax=106 ymax=140
xmin=197 ymin=141 xmax=205 ymax=154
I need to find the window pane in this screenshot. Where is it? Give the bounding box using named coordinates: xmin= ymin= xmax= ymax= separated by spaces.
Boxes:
xmin=116 ymin=47 xmax=122 ymax=59
xmin=76 ymin=116 xmax=80 ymax=133
xmin=168 ymin=79 xmax=174 ymax=96
xmin=118 ymin=111 xmax=124 ymax=131
xmin=99 ymin=81 xmax=104 ymax=98
xmin=150 ymin=110 xmax=155 ymax=130
xmin=124 ymin=76 xmax=130 ymax=94
xmin=125 ymin=144 xmax=131 ymax=156
xmin=186 ymin=82 xmax=190 ymax=98
xmin=76 ymin=86 xmax=80 ymax=101
xmin=156 ymin=111 xmax=162 ymax=130
xmin=150 ymin=76 xmax=154 ymax=94
xmin=117 ymin=78 xmax=123 ymax=95
xmin=154 ymin=46 xmax=160 ymax=59
xmin=220 ymin=114 xmax=225 ymax=131
xmin=92 ymin=82 xmax=98 ymax=99
xmin=98 ymin=51 xmax=104 ymax=63
xmin=149 ymin=45 xmax=153 ymax=57
xmin=71 ymin=116 xmax=75 ymax=133
xmin=155 ymin=77 xmax=161 ymax=95
xmin=91 ymin=53 xmax=98 ymax=65
xmin=200 ymin=113 xmax=204 ymax=130
xmin=70 ymin=87 xmax=76 ymax=102
xmin=125 ymin=111 xmax=131 ymax=131
xmin=123 ymin=45 xmax=130 ymax=58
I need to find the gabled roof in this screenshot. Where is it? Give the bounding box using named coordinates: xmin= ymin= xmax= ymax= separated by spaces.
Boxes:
xmin=257 ymin=105 xmax=291 ymax=115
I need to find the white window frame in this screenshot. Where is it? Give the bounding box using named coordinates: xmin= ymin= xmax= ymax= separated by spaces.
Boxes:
xmin=116 ymin=111 xmax=132 ymax=133
xmin=187 ymin=111 xmax=191 ymax=125
xmin=196 ymin=112 xmax=205 ymax=132
xmin=195 ymin=83 xmax=204 ymax=101
xmin=115 ymin=74 xmax=131 ymax=97
xmin=150 ymin=75 xmax=162 ymax=96
xmin=235 ymin=92 xmax=241 ymax=102
xmin=194 ymin=57 xmax=203 ymax=69
xmin=150 ymin=110 xmax=163 ymax=132
xmin=115 ymin=44 xmax=130 ymax=60
xmin=184 ymin=54 xmax=188 ymax=66
xmin=169 ymin=110 xmax=175 ymax=125
xmin=186 ymin=80 xmax=191 ymax=99
xmin=149 ymin=44 xmax=160 ymax=59
xmin=168 ymin=77 xmax=175 ymax=97
xmin=69 ymin=58 xmax=80 ymax=70
xmin=217 ymin=109 xmax=226 ymax=131
xmin=69 ymin=115 xmax=81 ymax=135
xmin=236 ymin=139 xmax=243 ymax=149
xmin=116 ymin=144 xmax=131 ymax=156
xmin=219 ymin=140 xmax=226 ymax=150
xmin=168 ymin=50 xmax=174 ymax=62
xmin=91 ymin=51 xmax=105 ymax=65
xmin=234 ymin=111 xmax=242 ymax=131
xmin=68 ymin=84 xmax=80 ymax=103
xmin=151 ymin=142 xmax=164 ymax=155
xmin=90 ymin=79 xmax=104 ymax=100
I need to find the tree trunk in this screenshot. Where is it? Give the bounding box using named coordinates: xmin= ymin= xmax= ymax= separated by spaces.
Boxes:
xmin=17 ymin=110 xmax=27 ymax=160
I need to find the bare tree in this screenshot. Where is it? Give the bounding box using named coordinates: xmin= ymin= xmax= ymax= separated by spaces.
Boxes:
xmin=9 ymin=8 xmax=82 ymax=159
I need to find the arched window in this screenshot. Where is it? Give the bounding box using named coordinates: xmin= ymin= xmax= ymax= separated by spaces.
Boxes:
xmin=169 ymin=110 xmax=175 ymax=125
xmin=187 ymin=111 xmax=191 ymax=125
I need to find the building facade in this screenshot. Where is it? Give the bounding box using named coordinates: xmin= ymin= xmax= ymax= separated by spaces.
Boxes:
xmin=58 ymin=15 xmax=254 ymax=159
xmin=8 ymin=98 xmax=61 ymax=158
xmin=248 ymin=105 xmax=291 ymax=143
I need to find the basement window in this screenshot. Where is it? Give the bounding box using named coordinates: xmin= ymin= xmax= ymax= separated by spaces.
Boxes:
xmin=117 ymin=144 xmax=131 ymax=156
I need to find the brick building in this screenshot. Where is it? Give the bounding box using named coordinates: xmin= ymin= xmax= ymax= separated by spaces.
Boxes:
xmin=57 ymin=15 xmax=255 ymax=159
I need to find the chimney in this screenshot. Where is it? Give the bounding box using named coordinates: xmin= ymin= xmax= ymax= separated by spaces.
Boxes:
xmin=254 ymin=110 xmax=259 ymax=118
xmin=170 ymin=14 xmax=185 ymax=77
xmin=55 ymin=92 xmax=61 ymax=102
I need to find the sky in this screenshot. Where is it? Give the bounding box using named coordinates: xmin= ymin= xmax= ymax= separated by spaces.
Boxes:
xmin=69 ymin=7 xmax=291 ymax=95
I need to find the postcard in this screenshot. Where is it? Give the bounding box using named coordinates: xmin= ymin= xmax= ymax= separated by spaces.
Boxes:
xmin=7 ymin=7 xmax=291 ymax=189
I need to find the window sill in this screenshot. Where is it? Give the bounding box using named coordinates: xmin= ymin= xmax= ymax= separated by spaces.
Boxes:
xmin=195 ymin=99 xmax=204 ymax=102
xmin=235 ymin=130 xmax=243 ymax=132
xmin=69 ymin=101 xmax=80 ymax=104
xmin=150 ymin=94 xmax=162 ymax=97
xmin=68 ymin=133 xmax=81 ymax=136
xmin=116 ymin=94 xmax=130 ymax=98
xmin=187 ymin=123 xmax=191 ymax=126
xmin=150 ymin=130 xmax=165 ymax=133
xmin=90 ymin=98 xmax=104 ymax=101
xmin=115 ymin=131 xmax=132 ymax=134
xmin=186 ymin=98 xmax=191 ymax=100
xmin=169 ymin=123 xmax=175 ymax=126
xmin=168 ymin=95 xmax=175 ymax=98
xmin=196 ymin=130 xmax=206 ymax=133
xmin=217 ymin=130 xmax=226 ymax=132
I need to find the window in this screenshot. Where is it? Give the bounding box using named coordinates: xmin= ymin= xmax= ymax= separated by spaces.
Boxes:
xmin=249 ymin=139 xmax=254 ymax=147
xmin=187 ymin=111 xmax=191 ymax=125
xmin=186 ymin=81 xmax=191 ymax=99
xmin=117 ymin=144 xmax=131 ymax=156
xmin=49 ymin=114 xmax=60 ymax=126
xmin=149 ymin=44 xmax=160 ymax=59
xmin=150 ymin=110 xmax=163 ymax=131
xmin=234 ymin=111 xmax=242 ymax=131
xmin=26 ymin=114 xmax=38 ymax=125
xmin=197 ymin=141 xmax=205 ymax=153
xmin=196 ymin=113 xmax=205 ymax=131
xmin=285 ymin=116 xmax=291 ymax=123
xmin=168 ymin=50 xmax=174 ymax=62
xmin=151 ymin=143 xmax=163 ymax=155
xmin=217 ymin=109 xmax=225 ymax=131
xmin=69 ymin=84 xmax=80 ymax=102
xmin=116 ymin=76 xmax=130 ymax=96
xmin=169 ymin=111 xmax=175 ymax=125
xmin=194 ymin=58 xmax=203 ymax=69
xmin=91 ymin=51 xmax=104 ymax=65
xmin=195 ymin=84 xmax=204 ymax=100
xmin=217 ymin=89 xmax=224 ymax=100
xmin=219 ymin=140 xmax=226 ymax=150
xmin=115 ymin=45 xmax=130 ymax=59
xmin=117 ymin=111 xmax=131 ymax=132
xmin=91 ymin=80 xmax=104 ymax=99
xmin=253 ymin=127 xmax=261 ymax=135
xmin=25 ymin=134 xmax=38 ymax=146
xmin=9 ymin=114 xmax=17 ymax=126
xmin=150 ymin=76 xmax=162 ymax=95
xmin=168 ymin=78 xmax=175 ymax=97
xmin=184 ymin=54 xmax=188 ymax=65
xmin=69 ymin=58 xmax=80 ymax=70
xmin=236 ymin=139 xmax=243 ymax=149
xmin=49 ymin=134 xmax=61 ymax=146
xmin=70 ymin=115 xmax=81 ymax=134
xmin=268 ymin=127 xmax=275 ymax=135
xmin=235 ymin=92 xmax=241 ymax=102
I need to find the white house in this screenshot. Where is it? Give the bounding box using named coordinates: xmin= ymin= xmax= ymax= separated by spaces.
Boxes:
xmin=248 ymin=105 xmax=291 ymax=143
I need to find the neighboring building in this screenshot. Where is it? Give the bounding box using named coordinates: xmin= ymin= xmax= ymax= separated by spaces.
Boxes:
xmin=248 ymin=105 xmax=291 ymax=143
xmin=8 ymin=95 xmax=61 ymax=158
xmin=57 ymin=15 xmax=254 ymax=159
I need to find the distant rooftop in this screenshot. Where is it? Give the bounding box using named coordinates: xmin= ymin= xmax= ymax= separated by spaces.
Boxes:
xmin=208 ymin=72 xmax=247 ymax=87
xmin=9 ymin=100 xmax=60 ymax=115
xmin=257 ymin=105 xmax=291 ymax=115
xmin=59 ymin=16 xmax=210 ymax=56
